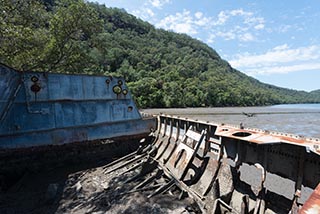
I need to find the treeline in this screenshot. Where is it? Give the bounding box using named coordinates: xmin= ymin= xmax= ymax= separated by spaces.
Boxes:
xmin=1 ymin=0 xmax=319 ymax=108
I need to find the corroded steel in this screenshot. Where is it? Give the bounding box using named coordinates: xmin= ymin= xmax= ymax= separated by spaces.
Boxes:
xmin=6 ymin=113 xmax=317 ymax=213
xmin=215 ymin=125 xmax=320 ymax=155
xmin=2 ymin=65 xmax=320 ymax=213
xmin=166 ymin=129 xmax=206 ymax=180
xmin=299 ymin=183 xmax=320 ymax=214
xmin=99 ymin=114 xmax=319 ymax=213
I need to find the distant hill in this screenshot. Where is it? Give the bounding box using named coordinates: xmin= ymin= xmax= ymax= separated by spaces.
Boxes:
xmin=310 ymin=90 xmax=320 ymax=95
xmin=1 ymin=0 xmax=320 ymax=108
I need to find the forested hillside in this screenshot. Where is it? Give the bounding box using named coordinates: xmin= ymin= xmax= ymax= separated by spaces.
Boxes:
xmin=1 ymin=0 xmax=319 ymax=108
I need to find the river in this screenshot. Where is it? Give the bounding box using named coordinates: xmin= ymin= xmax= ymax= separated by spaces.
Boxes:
xmin=142 ymin=103 xmax=320 ymax=138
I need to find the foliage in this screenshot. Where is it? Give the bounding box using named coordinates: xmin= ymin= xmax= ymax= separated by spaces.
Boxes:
xmin=44 ymin=0 xmax=103 ymax=72
xmin=0 ymin=0 xmax=50 ymax=70
xmin=1 ymin=0 xmax=320 ymax=107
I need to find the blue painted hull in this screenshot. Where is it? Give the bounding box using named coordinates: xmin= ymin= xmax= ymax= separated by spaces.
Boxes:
xmin=0 ymin=64 xmax=155 ymax=149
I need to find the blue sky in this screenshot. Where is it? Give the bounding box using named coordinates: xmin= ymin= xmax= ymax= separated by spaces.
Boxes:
xmin=90 ymin=0 xmax=320 ymax=92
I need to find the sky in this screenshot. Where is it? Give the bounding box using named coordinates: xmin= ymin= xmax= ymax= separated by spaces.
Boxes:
xmin=90 ymin=0 xmax=320 ymax=92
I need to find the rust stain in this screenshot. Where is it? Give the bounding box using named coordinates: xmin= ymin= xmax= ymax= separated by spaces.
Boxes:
xmin=215 ymin=125 xmax=320 ymax=155
xmin=157 ymin=114 xmax=320 ymax=156
xmin=300 ymin=183 xmax=320 ymax=214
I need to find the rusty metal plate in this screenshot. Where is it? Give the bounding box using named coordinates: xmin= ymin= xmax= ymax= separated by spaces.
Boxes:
xmin=215 ymin=126 xmax=320 ymax=155
xmin=166 ymin=142 xmax=194 ymax=180
xmin=299 ymin=183 xmax=320 ymax=214
xmin=191 ymin=153 xmax=219 ymax=196
xmin=155 ymin=136 xmax=170 ymax=160
xmin=158 ymin=140 xmax=177 ymax=164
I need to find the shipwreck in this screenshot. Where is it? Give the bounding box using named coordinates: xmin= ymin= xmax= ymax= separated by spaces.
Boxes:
xmin=0 ymin=63 xmax=319 ymax=214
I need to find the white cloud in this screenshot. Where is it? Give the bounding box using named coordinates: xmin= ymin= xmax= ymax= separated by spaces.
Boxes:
xmin=131 ymin=0 xmax=170 ymax=20
xmin=148 ymin=0 xmax=170 ymax=9
xmin=244 ymin=16 xmax=264 ymax=25
xmin=239 ymin=33 xmax=254 ymax=41
xmin=194 ymin=16 xmax=211 ymax=27
xmin=213 ymin=9 xmax=264 ymax=28
xmin=278 ymin=25 xmax=291 ymax=33
xmin=157 ymin=10 xmax=196 ymax=34
xmin=273 ymin=44 xmax=289 ymax=51
xmin=215 ymin=11 xmax=229 ymax=25
xmin=157 ymin=8 xmax=265 ymax=43
xmin=136 ymin=6 xmax=265 ymax=44
xmin=245 ymin=63 xmax=320 ymax=75
xmin=216 ymin=31 xmax=236 ymax=40
xmin=195 ymin=12 xmax=203 ymax=19
xmin=175 ymin=23 xmax=197 ymax=34
xmin=208 ymin=9 xmax=265 ymax=43
xmin=231 ymin=45 xmax=320 ymax=67
xmin=146 ymin=8 xmax=155 ymax=17
xmin=213 ymin=27 xmax=255 ymax=42
xmin=229 ymin=45 xmax=320 ymax=75
xmin=132 ymin=7 xmax=155 ymax=19
xmin=230 ymin=9 xmax=253 ymax=17
xmin=157 ymin=9 xmax=213 ymax=35
xmin=207 ymin=34 xmax=216 ymax=44
xmin=254 ymin=23 xmax=265 ymax=30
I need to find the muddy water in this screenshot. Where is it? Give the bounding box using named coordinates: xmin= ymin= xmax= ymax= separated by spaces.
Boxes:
xmin=142 ymin=104 xmax=320 ymax=138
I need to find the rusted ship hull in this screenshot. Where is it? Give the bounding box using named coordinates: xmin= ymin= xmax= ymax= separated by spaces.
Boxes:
xmin=78 ymin=114 xmax=319 ymax=214
xmin=1 ymin=63 xmax=319 ymax=213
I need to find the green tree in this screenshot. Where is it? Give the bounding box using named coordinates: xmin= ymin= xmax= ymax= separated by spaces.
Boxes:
xmin=128 ymin=77 xmax=163 ymax=108
xmin=44 ymin=0 xmax=103 ymax=72
xmin=0 ymin=0 xmax=50 ymax=70
xmin=1 ymin=1 xmax=319 ymax=107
